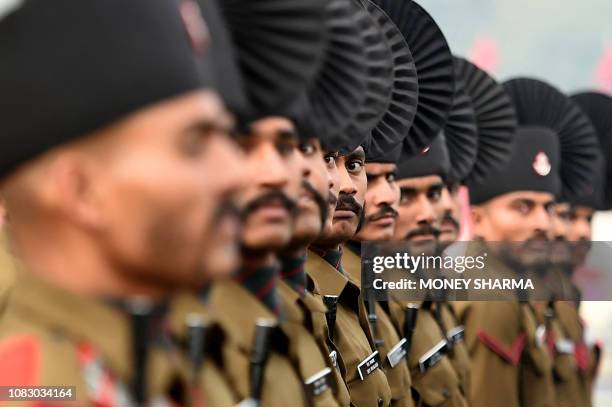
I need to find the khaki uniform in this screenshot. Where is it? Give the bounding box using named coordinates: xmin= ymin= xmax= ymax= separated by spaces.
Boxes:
xmin=208 ymin=280 xmax=308 ymax=406
xmin=342 ymin=247 xmax=414 ymax=407
xmin=167 ymin=293 xmax=239 ymax=407
xmin=434 ymin=303 xmax=471 ymax=396
xmin=387 ymin=300 xmax=468 ymax=407
xmin=555 ymin=300 xmax=596 ymax=407
xmin=0 ymin=272 xmax=192 ymax=406
xmin=306 ymin=251 xmax=392 ymax=407
xmin=278 ymin=280 xmax=346 ymax=406
xmin=455 ymin=252 xmax=555 ymax=407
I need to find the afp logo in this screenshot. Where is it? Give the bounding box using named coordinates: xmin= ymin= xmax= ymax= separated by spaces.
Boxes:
xmin=532 ymin=151 xmax=551 ymax=177
xmin=178 ymin=0 xmax=210 ymax=56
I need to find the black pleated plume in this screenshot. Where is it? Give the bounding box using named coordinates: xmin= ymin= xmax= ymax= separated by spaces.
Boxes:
xmin=373 ymin=0 xmax=455 ymax=156
xmin=349 ymin=0 xmax=394 ymax=141
xmin=503 ymin=78 xmax=600 ymax=201
xmin=453 ymin=57 xmax=517 ymax=185
xmin=197 ymin=0 xmax=249 ymax=121
xmin=220 ymin=0 xmax=328 ymax=118
xmin=571 ymin=92 xmax=612 ymax=209
xmin=308 ymin=0 xmax=370 ymax=154
xmin=443 ymin=83 xmax=478 ymax=183
xmin=360 ymin=0 xmax=419 ymax=163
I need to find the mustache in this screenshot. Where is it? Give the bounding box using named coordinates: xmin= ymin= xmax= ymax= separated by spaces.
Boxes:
xmin=214 ymin=200 xmax=241 ymax=220
xmin=328 ymin=191 xmax=338 ymax=207
xmin=242 ymin=190 xmax=296 ymax=219
xmin=335 ymin=193 xmax=363 ymax=215
xmin=366 ymin=204 xmax=398 ymax=222
xmin=441 ymin=212 xmax=460 ymax=230
xmin=302 ymin=180 xmax=328 ymax=223
xmin=404 ymin=224 xmax=441 ymax=240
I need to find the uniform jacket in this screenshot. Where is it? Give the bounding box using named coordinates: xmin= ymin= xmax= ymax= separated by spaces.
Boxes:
xmin=454 ymin=248 xmax=555 ymax=407
xmin=0 ymin=272 xmax=190 ymax=406
xmin=306 ymin=250 xmax=392 ymax=407
xmin=167 ymin=293 xmax=239 ymax=407
xmin=278 ymin=279 xmax=345 ymax=406
xmin=342 ymin=246 xmax=415 ymax=407
xmin=208 ymin=280 xmax=308 ymax=407
xmin=387 ymin=299 xmax=468 ymax=407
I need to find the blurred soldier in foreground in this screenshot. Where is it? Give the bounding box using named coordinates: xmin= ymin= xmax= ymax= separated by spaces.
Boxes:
xmin=0 ymin=0 xmax=247 ymax=404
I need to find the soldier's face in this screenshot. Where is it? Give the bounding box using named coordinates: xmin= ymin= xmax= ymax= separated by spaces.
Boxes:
xmin=356 ymin=163 xmax=399 ymax=241
xmin=550 ymin=202 xmax=572 ymax=268
xmin=289 ymin=138 xmax=331 ymax=248
xmin=393 ymin=175 xmax=443 ymax=256
xmin=237 ymin=117 xmax=298 ymax=254
xmin=320 ymin=152 xmax=341 ymax=237
xmin=317 ymin=147 xmax=366 ymax=245
xmin=436 ymin=183 xmax=461 ymax=248
xmin=472 ymin=191 xmax=554 ymax=269
xmin=568 ymin=205 xmax=594 ymax=267
xmin=95 ymin=90 xmax=246 ymax=289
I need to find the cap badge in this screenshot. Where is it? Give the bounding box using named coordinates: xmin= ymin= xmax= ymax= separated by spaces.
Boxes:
xmin=533 ymin=151 xmax=551 ymax=177
xmin=179 ymin=0 xmax=210 ymax=56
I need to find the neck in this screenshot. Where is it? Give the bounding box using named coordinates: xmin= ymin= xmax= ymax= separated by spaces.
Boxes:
xmin=236 ymin=252 xmax=281 ymax=316
xmin=7 ymin=226 xmax=171 ymax=300
xmin=279 ymin=248 xmax=307 ymax=295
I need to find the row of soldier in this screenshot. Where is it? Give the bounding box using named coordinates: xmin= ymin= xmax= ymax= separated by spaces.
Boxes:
xmin=0 ymin=0 xmax=607 ymax=406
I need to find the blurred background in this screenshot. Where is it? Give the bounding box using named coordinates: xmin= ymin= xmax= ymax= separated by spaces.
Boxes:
xmin=424 ymin=0 xmax=612 ymax=405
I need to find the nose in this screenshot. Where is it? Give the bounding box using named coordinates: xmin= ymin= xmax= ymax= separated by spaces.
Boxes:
xmin=216 ymin=136 xmax=248 ymax=193
xmin=437 ymin=187 xmax=453 ymax=216
xmin=337 ymin=165 xmax=357 ymax=196
xmin=532 ymin=205 xmax=553 ymax=237
xmin=414 ymin=194 xmax=437 ymax=226
xmin=250 ymin=142 xmax=289 ymax=189
xmin=373 ymin=179 xmax=397 ymax=207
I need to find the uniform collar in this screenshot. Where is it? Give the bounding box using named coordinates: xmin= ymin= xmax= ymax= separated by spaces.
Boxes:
xmin=305 ymin=250 xmax=349 ymax=297
xmin=342 ymin=244 xmax=362 ymax=285
xmin=208 ymin=280 xmax=287 ymax=352
xmin=278 ymin=280 xmax=304 ymax=324
xmin=305 ymin=250 xmax=361 ymax=313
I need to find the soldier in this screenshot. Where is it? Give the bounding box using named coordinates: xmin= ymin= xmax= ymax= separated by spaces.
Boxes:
xmin=196 ymin=0 xmax=347 ymax=406
xmin=337 ymin=1 xmax=421 ymax=405
xmin=563 ymin=91 xmax=612 ymax=406
xmin=368 ymin=2 xmax=474 ymax=406
xmin=458 ymin=77 xmax=600 ymax=407
xmin=0 ymin=0 xmax=247 ymax=404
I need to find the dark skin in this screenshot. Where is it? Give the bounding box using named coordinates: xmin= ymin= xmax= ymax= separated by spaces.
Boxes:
xmin=314 ymin=146 xmax=367 ymax=250
xmin=236 ymin=117 xmax=299 ymax=268
xmin=568 ymin=205 xmax=595 ymax=267
xmin=472 ymin=191 xmax=555 ymax=270
xmin=1 ymin=90 xmax=246 ymax=298
xmin=393 ymin=175 xmax=444 ymax=256
xmin=550 ymin=202 xmax=572 ymax=269
xmin=355 ymin=163 xmax=400 ymax=242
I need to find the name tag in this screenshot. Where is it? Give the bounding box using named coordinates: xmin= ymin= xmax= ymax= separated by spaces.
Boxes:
xmin=357 ymin=351 xmax=381 ymax=381
xmin=329 ymin=350 xmax=338 ymax=368
xmin=305 ymin=367 xmax=333 ymax=398
xmin=556 ymin=339 xmax=575 ymax=354
xmin=418 ymin=339 xmax=448 ymax=373
xmin=448 ymin=326 xmax=465 ymax=344
xmin=387 ymin=338 xmax=409 ymax=368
